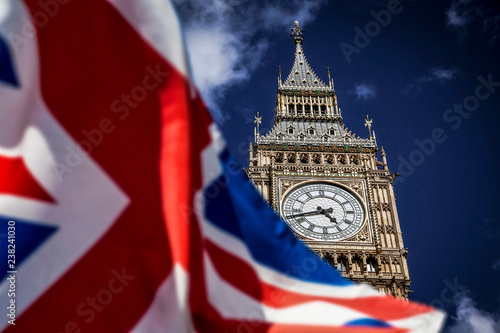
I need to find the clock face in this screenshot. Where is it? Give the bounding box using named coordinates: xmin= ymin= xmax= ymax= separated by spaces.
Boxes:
xmin=281 ymin=182 xmax=366 ymax=241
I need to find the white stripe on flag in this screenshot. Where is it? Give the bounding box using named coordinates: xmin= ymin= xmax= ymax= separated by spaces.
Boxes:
xmin=106 ymin=0 xmax=191 ymax=80
xmin=200 ymin=123 xmax=225 ymax=187
xmin=204 ymin=252 xmax=379 ymax=326
xmin=389 ymin=311 xmax=446 ymax=333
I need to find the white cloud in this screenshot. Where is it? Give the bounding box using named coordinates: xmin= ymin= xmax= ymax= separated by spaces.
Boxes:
xmin=173 ymin=0 xmax=327 ymax=123
xmin=184 ymin=25 xmax=267 ymax=123
xmin=402 ymin=66 xmax=460 ymax=98
xmin=428 ymin=67 xmax=460 ymax=81
xmin=446 ymin=294 xmax=500 ymax=333
xmin=354 ymin=82 xmax=376 ymax=101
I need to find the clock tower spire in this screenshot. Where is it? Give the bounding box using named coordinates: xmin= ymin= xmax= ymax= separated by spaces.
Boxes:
xmin=275 ymin=21 xmax=341 ymax=123
xmin=247 ymin=22 xmax=411 ymax=299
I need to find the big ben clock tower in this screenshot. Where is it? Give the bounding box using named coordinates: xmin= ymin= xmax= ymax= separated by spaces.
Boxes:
xmin=247 ymin=21 xmax=411 ymax=299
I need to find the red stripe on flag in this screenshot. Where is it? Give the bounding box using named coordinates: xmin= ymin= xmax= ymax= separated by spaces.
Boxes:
xmin=11 ymin=0 xmax=200 ymax=331
xmin=206 ymin=240 xmax=434 ymax=322
xmin=0 ymin=156 xmax=55 ymax=202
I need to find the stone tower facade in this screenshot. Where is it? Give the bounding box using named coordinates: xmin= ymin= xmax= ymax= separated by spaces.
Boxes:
xmin=247 ymin=22 xmax=411 ymax=299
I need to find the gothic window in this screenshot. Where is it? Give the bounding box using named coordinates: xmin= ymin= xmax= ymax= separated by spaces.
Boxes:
xmin=313 ymin=105 xmax=319 ymax=116
xmin=304 ymin=105 xmax=310 ymax=114
xmin=392 ymin=259 xmax=402 ymax=274
xmin=337 ymin=261 xmax=346 ymax=272
xmin=312 ymin=154 xmax=321 ymax=164
xmin=297 ymin=104 xmax=303 ymax=112
xmin=287 ymin=153 xmax=296 ymax=163
xmin=352 ymin=255 xmax=363 ymax=273
xmin=322 ymin=252 xmax=334 ymax=267
xmin=314 ymin=80 xmax=318 ymax=84
xmin=338 ymin=155 xmax=346 ymax=165
xmin=291 ymin=79 xmax=295 ymax=83
xmin=326 ymin=154 xmax=334 ymax=164
xmin=321 ymin=105 xmax=326 ymax=114
xmin=295 ymin=71 xmax=299 ymax=74
xmin=299 ymin=153 xmax=308 ymax=163
xmin=308 ymin=128 xmax=315 ymax=135
xmin=298 ymin=133 xmax=305 ymax=142
xmin=366 ymin=257 xmax=377 ymax=274
xmin=337 ymin=256 xmax=348 ymax=272
xmin=277 ymin=133 xmax=284 ymax=140
xmin=288 ymin=127 xmax=294 ymax=134
xmin=306 ymin=71 xmax=311 ymax=75
xmin=350 ymin=155 xmax=359 ymax=165
xmin=380 ymin=259 xmax=391 ymax=274
xmin=288 ymin=104 xmax=294 ymax=111
xmin=275 ymin=153 xmax=284 ymax=163
xmin=299 ymin=61 xmax=303 ymax=65
xmin=329 ymin=128 xmax=335 ymax=135
xmin=302 ymin=79 xmax=307 ymax=84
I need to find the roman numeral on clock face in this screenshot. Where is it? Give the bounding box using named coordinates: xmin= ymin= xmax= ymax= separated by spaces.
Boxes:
xmin=319 ymin=190 xmax=324 ymax=196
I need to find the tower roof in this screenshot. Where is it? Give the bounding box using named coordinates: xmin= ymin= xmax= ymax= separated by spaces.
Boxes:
xmin=282 ymin=21 xmax=328 ymax=90
xmin=254 ymin=21 xmax=375 ymax=148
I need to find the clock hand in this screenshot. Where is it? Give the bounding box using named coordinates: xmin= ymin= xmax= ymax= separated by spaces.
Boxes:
xmin=286 ymin=207 xmax=335 ymax=219
xmin=321 ymin=211 xmax=337 ymax=224
xmin=286 ymin=210 xmax=324 ymax=218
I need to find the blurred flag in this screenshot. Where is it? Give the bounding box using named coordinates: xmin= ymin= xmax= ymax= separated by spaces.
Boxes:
xmin=0 ymin=0 xmax=445 ymax=332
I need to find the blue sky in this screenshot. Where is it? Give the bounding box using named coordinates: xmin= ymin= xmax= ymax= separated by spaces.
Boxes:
xmin=173 ymin=0 xmax=500 ymax=331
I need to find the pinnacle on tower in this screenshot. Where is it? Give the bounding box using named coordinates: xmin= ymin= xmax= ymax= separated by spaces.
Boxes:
xmin=282 ymin=22 xmax=328 ymax=90
xmin=290 ymin=20 xmax=304 ymax=45
xmin=274 ymin=22 xmax=341 ymax=122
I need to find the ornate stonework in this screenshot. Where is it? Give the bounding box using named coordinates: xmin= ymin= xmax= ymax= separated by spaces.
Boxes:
xmin=247 ymin=22 xmax=411 ymax=299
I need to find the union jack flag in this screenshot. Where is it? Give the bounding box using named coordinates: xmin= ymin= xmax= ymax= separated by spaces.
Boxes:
xmin=0 ymin=0 xmax=445 ymax=332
